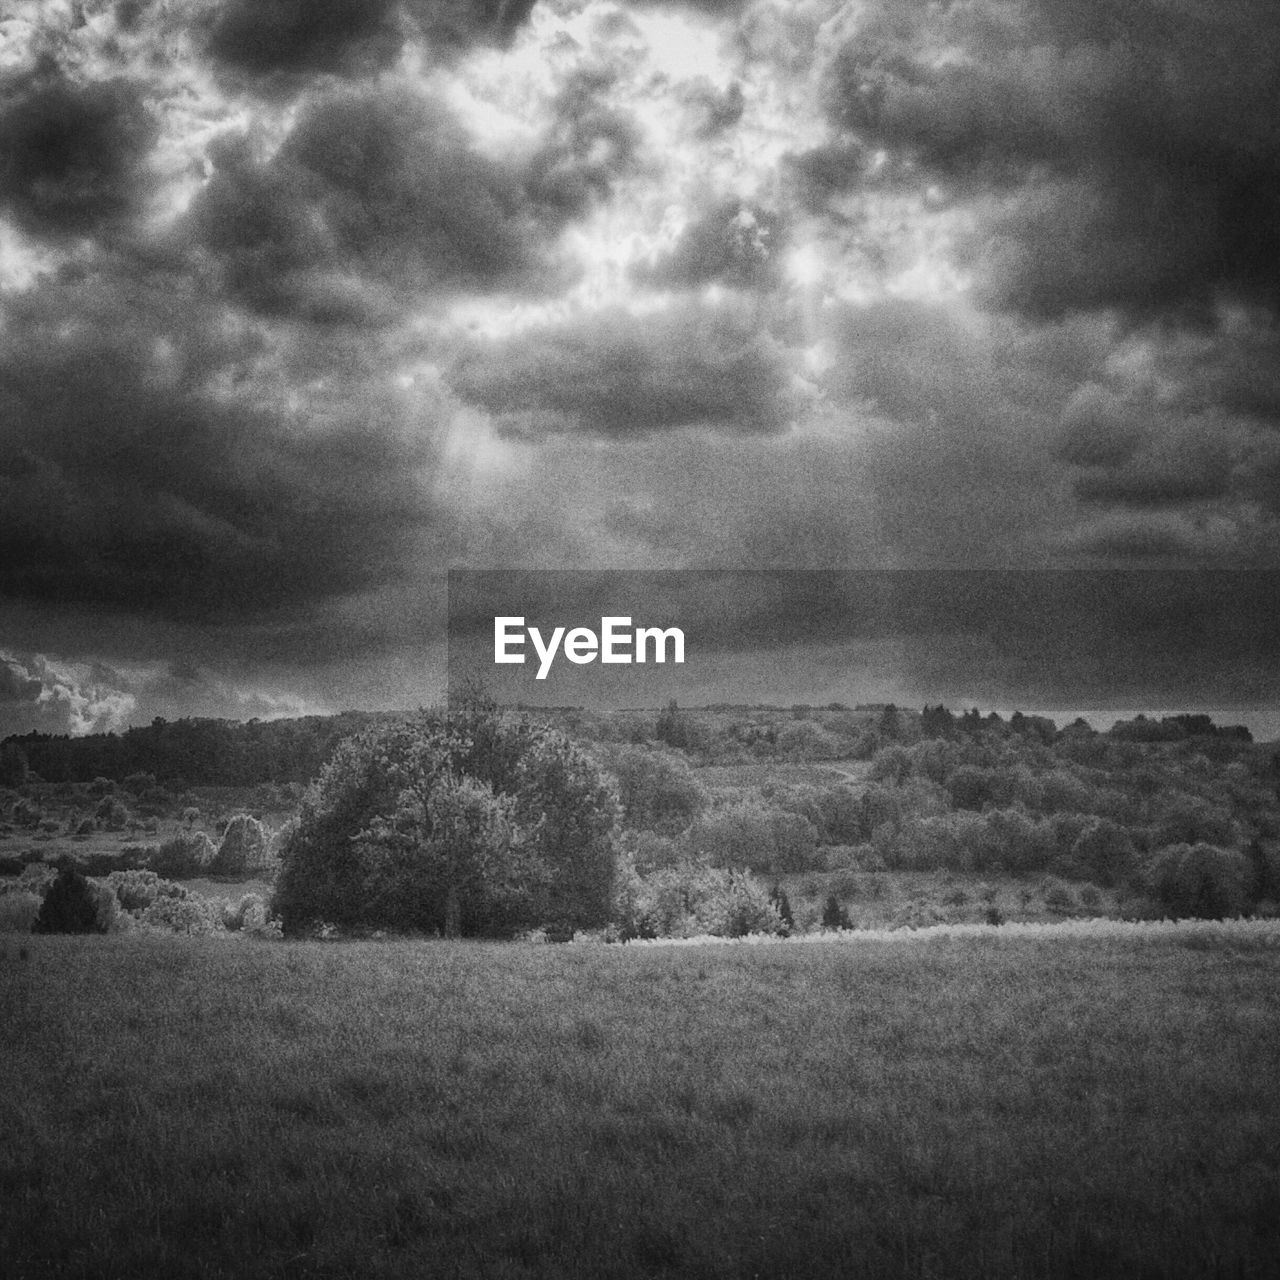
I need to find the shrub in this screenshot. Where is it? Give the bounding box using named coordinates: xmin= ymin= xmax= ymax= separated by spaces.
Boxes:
xmin=1145 ymin=843 xmax=1251 ymax=920
xmin=1069 ymin=818 xmax=1137 ymax=888
xmin=1077 ymin=883 xmax=1104 ymax=911
xmin=821 ymin=893 xmax=851 ymax=930
xmin=210 ymin=814 xmax=271 ymax=878
xmin=768 ymin=883 xmax=794 ymax=935
xmin=612 ymin=857 xmax=783 ymax=940
xmin=1153 ymin=795 xmax=1237 ymax=849
xmin=1041 ymin=877 xmax=1076 ymax=915
xmin=241 ymin=900 xmax=284 ymax=938
xmin=11 ymin=798 xmax=42 ymax=828
xmin=617 ymin=828 xmax=680 ymax=874
xmin=149 ymin=831 xmax=216 ymax=879
xmin=605 ymin=746 xmax=705 ymax=835
xmin=684 ymin=800 xmax=818 ymax=875
xmin=0 ymin=891 xmax=41 ymax=933
xmin=222 ymin=892 xmax=264 ymax=931
xmin=140 ymin=895 xmax=222 ymax=935
xmin=106 ymin=869 xmax=186 ymax=914
xmin=89 ymin=881 xmax=125 ymax=932
xmin=94 ymin=797 xmax=130 ymax=831
xmin=34 ymin=864 xmax=103 ymax=934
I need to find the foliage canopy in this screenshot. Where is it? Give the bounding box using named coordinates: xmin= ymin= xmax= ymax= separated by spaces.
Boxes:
xmin=272 ymin=698 xmax=618 ymax=936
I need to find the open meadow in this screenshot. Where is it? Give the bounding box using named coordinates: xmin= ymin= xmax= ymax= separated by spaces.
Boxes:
xmin=3 ymin=927 xmax=1280 ymax=1279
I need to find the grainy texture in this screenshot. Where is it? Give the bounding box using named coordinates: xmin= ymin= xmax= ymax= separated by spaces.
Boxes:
xmin=3 ymin=929 xmax=1279 ymax=1278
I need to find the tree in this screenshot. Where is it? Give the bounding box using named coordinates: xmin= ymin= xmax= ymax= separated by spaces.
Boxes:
xmin=0 ymin=742 xmax=29 ymax=788
xmin=655 ymin=699 xmax=695 ymax=751
xmin=34 ymin=863 xmax=102 ymax=934
xmin=822 ymin=893 xmax=851 ymax=930
xmin=1146 ymin=843 xmax=1251 ymax=920
xmin=605 ymin=744 xmax=706 ymax=834
xmin=878 ymin=704 xmax=902 ymax=741
xmin=769 ymin=883 xmax=793 ymax=935
xmin=272 ymin=699 xmax=618 ymax=936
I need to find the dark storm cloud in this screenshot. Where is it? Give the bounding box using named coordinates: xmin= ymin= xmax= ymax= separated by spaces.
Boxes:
xmin=207 ymin=0 xmax=536 ymax=83
xmin=820 ymin=0 xmax=1280 ymax=319
xmin=0 ymin=69 xmax=157 ymax=238
xmin=207 ymin=0 xmax=402 ymax=79
xmin=449 ymin=299 xmax=797 ymax=437
xmin=1062 ymin=514 xmax=1223 ymax=563
xmin=623 ymin=0 xmax=753 ymax=13
xmin=524 ymin=67 xmax=642 ymax=215
xmin=0 ymin=655 xmax=43 ymax=705
xmin=0 ymin=274 xmax=439 ymax=623
xmin=631 ymin=199 xmax=783 ymax=291
xmin=1073 ymin=432 xmax=1235 ymax=508
xmin=186 ymin=83 xmax=631 ymax=319
xmin=1051 ymin=384 xmax=1146 ymax=468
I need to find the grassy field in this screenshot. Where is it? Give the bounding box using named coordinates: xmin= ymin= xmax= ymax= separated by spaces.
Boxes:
xmin=3 ymin=930 xmax=1280 ymax=1279
xmin=693 ymin=762 xmax=870 ymax=789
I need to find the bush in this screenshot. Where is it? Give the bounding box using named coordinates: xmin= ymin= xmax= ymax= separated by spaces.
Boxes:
xmin=222 ymin=893 xmax=264 ymax=931
xmin=0 ymin=891 xmax=41 ymax=933
xmin=605 ymin=746 xmax=705 ymax=835
xmin=241 ymin=900 xmax=283 ymax=938
xmin=684 ymin=800 xmax=818 ymax=874
xmin=612 ymin=857 xmax=783 ymax=940
xmin=1077 ymin=883 xmax=1104 ymax=911
xmin=1145 ymin=843 xmax=1251 ymax=920
xmin=140 ymin=895 xmax=223 ymax=935
xmin=210 ymin=814 xmax=271 ymax=878
xmin=106 ymin=869 xmax=186 ymax=914
xmin=768 ymin=883 xmax=794 ymax=935
xmin=95 ymin=797 xmax=131 ymax=831
xmin=149 ymin=831 xmax=217 ymax=879
xmin=821 ymin=893 xmax=851 ymax=930
xmin=34 ymin=864 xmax=103 ymax=934
xmin=89 ymin=880 xmax=126 ymax=933
xmin=617 ymin=828 xmax=681 ymax=874
xmin=1041 ymin=877 xmax=1076 ymax=915
xmin=1070 ymin=819 xmax=1136 ymax=887
xmin=11 ymin=798 xmax=42 ymax=828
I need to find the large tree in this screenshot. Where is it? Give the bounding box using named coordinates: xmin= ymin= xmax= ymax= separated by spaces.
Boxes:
xmin=272 ymin=698 xmax=618 ymax=936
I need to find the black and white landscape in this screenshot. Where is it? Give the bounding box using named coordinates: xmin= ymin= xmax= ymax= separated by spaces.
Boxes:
xmin=4 ymin=4 xmax=1280 ymax=1279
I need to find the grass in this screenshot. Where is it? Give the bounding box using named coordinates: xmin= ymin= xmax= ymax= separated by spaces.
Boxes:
xmin=694 ymin=762 xmax=869 ymax=789
xmin=3 ymin=931 xmax=1280 ymax=1278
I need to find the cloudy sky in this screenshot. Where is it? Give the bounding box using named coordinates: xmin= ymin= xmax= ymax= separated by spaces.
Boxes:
xmin=2 ymin=0 xmax=1279 ymax=737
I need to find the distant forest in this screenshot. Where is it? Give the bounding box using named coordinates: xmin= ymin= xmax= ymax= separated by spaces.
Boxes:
xmin=0 ymin=713 xmax=388 ymax=788
xmin=0 ymin=703 xmax=1259 ymax=790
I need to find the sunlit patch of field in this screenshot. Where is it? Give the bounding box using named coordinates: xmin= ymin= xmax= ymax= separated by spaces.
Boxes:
xmin=2 ymin=931 xmax=1279 ymax=1278
xmin=694 ymin=761 xmax=870 ymax=789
